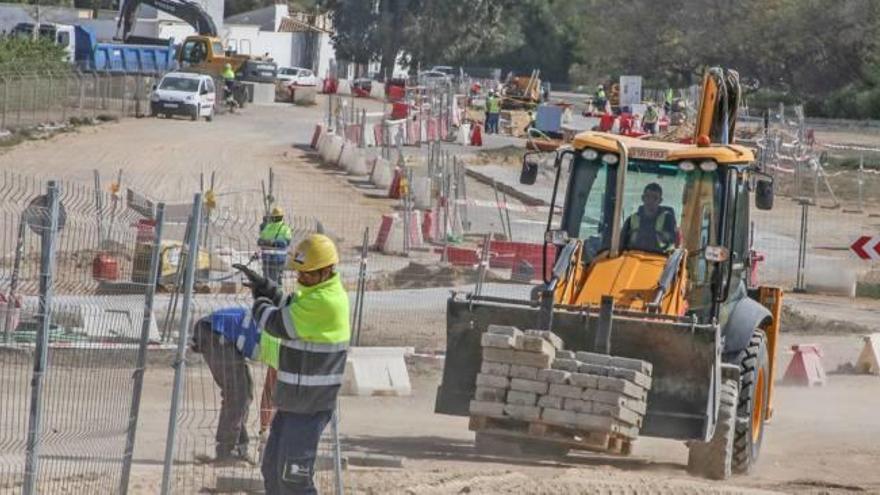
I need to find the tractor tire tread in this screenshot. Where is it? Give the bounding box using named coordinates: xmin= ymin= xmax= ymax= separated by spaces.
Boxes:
xmin=687 ymin=378 xmax=738 ymax=480
xmin=732 ymin=330 xmax=768 ymax=474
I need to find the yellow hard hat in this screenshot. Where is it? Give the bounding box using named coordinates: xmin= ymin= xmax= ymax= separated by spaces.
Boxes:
xmin=225 ymin=63 xmax=232 ymax=69
xmin=288 ymin=234 xmax=338 ymax=272
xmin=271 ymin=206 xmax=284 ymax=217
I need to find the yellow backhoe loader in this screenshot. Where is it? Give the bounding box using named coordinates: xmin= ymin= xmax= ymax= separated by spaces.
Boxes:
xmin=435 ymin=67 xmax=782 ymax=479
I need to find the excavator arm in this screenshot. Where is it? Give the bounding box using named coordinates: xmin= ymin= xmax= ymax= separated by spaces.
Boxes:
xmin=693 ymin=67 xmax=741 ymax=145
xmin=117 ymin=0 xmax=218 ymax=41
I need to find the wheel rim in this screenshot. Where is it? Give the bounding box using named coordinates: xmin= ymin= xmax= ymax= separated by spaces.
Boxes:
xmin=751 ymin=368 xmax=765 ymax=443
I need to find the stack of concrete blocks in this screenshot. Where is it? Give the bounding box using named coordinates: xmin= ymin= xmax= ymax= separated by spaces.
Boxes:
xmin=469 ymin=325 xmax=652 ymax=440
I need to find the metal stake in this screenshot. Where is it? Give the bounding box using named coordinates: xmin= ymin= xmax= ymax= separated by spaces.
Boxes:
xmin=160 ymin=195 xmax=203 ymax=495
xmin=120 ymin=203 xmax=166 ymax=495
xmin=23 ymin=181 xmax=60 ymax=495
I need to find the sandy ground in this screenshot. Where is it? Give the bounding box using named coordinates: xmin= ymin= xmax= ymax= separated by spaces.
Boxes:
xmin=2 ymin=96 xmax=880 ymax=494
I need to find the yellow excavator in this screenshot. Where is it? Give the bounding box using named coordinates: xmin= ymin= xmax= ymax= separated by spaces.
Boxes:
xmin=435 ymin=67 xmax=782 ymax=479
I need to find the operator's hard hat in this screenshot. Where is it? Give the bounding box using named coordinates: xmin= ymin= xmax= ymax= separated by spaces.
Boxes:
xmin=270 ymin=206 xmax=284 ymax=217
xmin=288 ymin=234 xmax=338 ymax=272
xmin=225 ymin=63 xmax=232 ymax=69
xmin=597 ymin=84 xmax=604 ymax=89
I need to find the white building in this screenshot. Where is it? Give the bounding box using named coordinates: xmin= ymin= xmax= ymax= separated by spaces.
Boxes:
xmin=224 ymin=4 xmax=334 ymax=77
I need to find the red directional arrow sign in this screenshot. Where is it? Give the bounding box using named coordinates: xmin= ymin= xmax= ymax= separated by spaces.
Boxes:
xmin=851 ymin=236 xmax=880 ymax=260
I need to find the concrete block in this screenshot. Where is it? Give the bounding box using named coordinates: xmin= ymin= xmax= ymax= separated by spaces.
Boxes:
xmin=338 ymin=143 xmax=357 ymax=168
xmin=509 ymin=365 xmax=539 ymax=380
xmin=475 ymin=373 xmax=509 ymax=389
xmin=480 ymin=361 xmax=510 ymax=377
xmin=537 ymin=369 xmax=570 ymax=384
xmin=482 ymin=348 xmax=516 ymax=363
xmin=596 ymin=376 xmax=645 ymax=400
xmin=569 ymin=372 xmax=600 ymax=389
xmin=537 ymin=395 xmax=564 ymax=409
xmin=576 ymin=351 xmax=612 ymax=366
xmin=609 ymin=367 xmax=652 ymax=389
xmin=551 ymin=358 xmax=580 ymax=372
xmin=617 ymin=423 xmax=640 ymax=439
xmin=556 ymin=350 xmax=576 ymax=360
xmin=510 ymin=378 xmax=549 ymax=395
xmin=371 ymin=158 xmax=394 ymax=189
xmin=512 ymin=350 xmax=553 ymax=369
xmin=470 ymin=400 xmax=505 ymax=417
xmin=548 ymin=384 xmax=584 ymax=399
xmin=542 ymin=407 xmax=577 ymax=427
xmin=623 ymin=398 xmax=647 ymax=416
xmin=504 ymin=404 xmax=541 ymax=421
xmin=578 ymin=363 xmax=610 ymax=377
xmin=481 ymin=333 xmax=515 ymax=349
xmin=574 ymin=413 xmax=618 ymax=432
xmin=581 ymin=389 xmax=628 ymax=406
xmin=248 ymin=82 xmax=276 ymax=105
xmin=515 ymin=335 xmax=556 ymax=355
xmin=524 ymin=329 xmax=564 ymax=350
xmin=487 ymin=325 xmax=523 ymax=338
xmin=563 ymin=398 xmax=592 ymax=414
xmin=592 ymin=401 xmax=642 ymax=426
xmin=609 ymin=356 xmax=653 ymax=376
xmin=340 ymin=347 xmax=412 ymax=397
xmin=474 ymin=386 xmax=507 ymax=403
xmin=348 ymin=153 xmax=369 ymax=175
xmin=506 ymin=390 xmax=537 ymax=406
xmin=292 ymin=85 xmax=317 ymax=105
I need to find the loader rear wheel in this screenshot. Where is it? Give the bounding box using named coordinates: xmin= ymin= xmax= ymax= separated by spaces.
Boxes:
xmin=732 ymin=330 xmax=770 ymax=474
xmin=686 ymin=378 xmax=738 ymax=480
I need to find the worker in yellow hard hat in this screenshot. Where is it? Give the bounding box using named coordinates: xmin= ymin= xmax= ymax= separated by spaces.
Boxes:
xmin=247 ymin=233 xmax=350 ymax=494
xmin=257 ymin=206 xmax=292 ymax=285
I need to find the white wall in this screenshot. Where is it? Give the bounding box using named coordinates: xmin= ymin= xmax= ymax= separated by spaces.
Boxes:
xmin=225 ymin=24 xmax=296 ymax=68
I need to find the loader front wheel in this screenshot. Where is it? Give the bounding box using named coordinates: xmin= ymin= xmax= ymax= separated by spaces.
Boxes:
xmin=733 ymin=330 xmax=770 ymax=474
xmin=687 ymin=378 xmax=738 ymax=480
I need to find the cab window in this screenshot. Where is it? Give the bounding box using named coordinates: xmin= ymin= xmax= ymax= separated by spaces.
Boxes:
xmin=181 ymin=40 xmax=208 ymax=64
xmin=204 ymin=78 xmax=214 ymax=93
xmin=213 ymin=42 xmax=224 ymax=55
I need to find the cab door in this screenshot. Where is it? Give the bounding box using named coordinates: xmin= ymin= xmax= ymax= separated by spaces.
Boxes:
xmin=200 ymin=78 xmax=215 ymax=115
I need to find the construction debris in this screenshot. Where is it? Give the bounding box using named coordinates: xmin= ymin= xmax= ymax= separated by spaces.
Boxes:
xmin=469 ymin=324 xmax=653 ymax=455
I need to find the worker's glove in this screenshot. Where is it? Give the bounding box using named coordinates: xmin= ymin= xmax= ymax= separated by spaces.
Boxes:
xmin=233 ymin=263 xmax=282 ymax=305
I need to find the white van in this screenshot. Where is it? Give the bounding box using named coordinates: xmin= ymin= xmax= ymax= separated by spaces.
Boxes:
xmin=150 ymin=72 xmax=216 ymax=121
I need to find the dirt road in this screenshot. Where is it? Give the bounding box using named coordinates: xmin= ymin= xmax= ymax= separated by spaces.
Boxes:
xmin=2 ymin=98 xmax=879 ymax=494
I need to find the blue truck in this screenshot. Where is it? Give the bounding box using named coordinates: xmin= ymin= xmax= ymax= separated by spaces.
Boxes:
xmin=13 ymin=23 xmax=178 ymax=74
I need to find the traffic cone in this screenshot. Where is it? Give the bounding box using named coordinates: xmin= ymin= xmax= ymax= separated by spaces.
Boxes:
xmin=855 ymin=333 xmax=880 ymax=375
xmin=782 ymin=344 xmax=826 ymax=386
xmin=470 ymin=123 xmax=483 ymax=146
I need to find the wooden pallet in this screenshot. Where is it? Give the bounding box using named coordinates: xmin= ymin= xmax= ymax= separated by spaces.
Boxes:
xmin=469 ymin=415 xmax=633 ymax=455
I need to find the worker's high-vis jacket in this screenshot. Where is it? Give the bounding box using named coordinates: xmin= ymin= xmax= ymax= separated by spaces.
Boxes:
xmin=252 ymin=273 xmax=350 ymax=414
xmin=258 ymin=220 xmax=293 ymax=263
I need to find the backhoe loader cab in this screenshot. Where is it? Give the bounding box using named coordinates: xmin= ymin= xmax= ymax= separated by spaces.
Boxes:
xmin=436 ymin=125 xmax=782 ymax=477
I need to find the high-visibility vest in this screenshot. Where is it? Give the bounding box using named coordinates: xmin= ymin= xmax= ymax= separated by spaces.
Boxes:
xmin=628 ymin=210 xmax=673 ymax=251
xmin=644 ymin=107 xmax=659 ymax=124
xmin=274 ymin=273 xmax=351 ymax=413
xmin=222 ymin=67 xmax=235 ymax=80
xmin=486 ymin=96 xmax=501 ymax=113
xmin=259 ymin=221 xmax=292 ymax=244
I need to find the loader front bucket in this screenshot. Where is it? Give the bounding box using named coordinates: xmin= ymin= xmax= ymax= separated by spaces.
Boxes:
xmin=435 ymin=293 xmax=722 ymax=441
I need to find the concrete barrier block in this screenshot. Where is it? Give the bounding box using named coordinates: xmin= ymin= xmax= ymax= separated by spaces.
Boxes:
xmin=248 ymin=82 xmax=276 ymax=105
xmin=509 ymin=378 xmax=548 ymax=395
xmin=370 ymin=82 xmax=385 ymax=99
xmin=337 ymin=79 xmax=351 ymax=95
xmin=292 ymin=86 xmax=317 ymax=105
xmin=481 ymin=361 xmax=510 ymax=376
xmin=805 ymin=261 xmax=857 ymax=297
xmin=371 ymin=158 xmax=394 ymax=189
xmin=856 ymin=333 xmax=880 ymax=375
xmin=340 ymin=346 xmax=412 ymax=397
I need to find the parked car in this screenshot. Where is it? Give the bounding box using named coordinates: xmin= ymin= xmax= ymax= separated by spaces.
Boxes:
xmin=150 ymin=72 xmax=216 ymax=121
xmin=418 ymin=70 xmax=450 ymax=86
xmin=277 ymin=66 xmax=318 ymax=86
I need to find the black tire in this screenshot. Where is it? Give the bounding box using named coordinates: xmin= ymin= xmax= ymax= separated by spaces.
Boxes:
xmin=190 ymin=106 xmax=199 ymax=121
xmin=205 ymin=111 xmax=213 ymax=122
xmin=731 ymin=330 xmax=770 ymax=474
xmin=687 ymin=378 xmax=738 ymax=480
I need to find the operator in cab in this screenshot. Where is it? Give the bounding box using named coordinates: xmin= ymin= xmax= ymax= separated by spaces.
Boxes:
xmin=620 ymin=182 xmax=678 ymax=253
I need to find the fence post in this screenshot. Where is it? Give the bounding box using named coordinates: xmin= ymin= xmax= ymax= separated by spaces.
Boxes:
xmin=795 ymin=200 xmax=809 ymax=293
xmin=22 ymin=180 xmax=61 ymax=495
xmin=330 ymin=408 xmax=344 ymax=495
xmin=160 ymin=194 xmax=203 ymax=495
xmin=2 ymin=75 xmax=7 ymax=130
xmin=119 ymin=203 xmax=165 ymax=494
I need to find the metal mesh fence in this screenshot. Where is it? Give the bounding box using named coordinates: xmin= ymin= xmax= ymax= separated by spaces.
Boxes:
xmin=0 ymin=70 xmax=161 ymax=132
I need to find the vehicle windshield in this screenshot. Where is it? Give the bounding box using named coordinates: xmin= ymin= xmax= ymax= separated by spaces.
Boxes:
xmin=561 ymin=156 xmax=718 ymax=259
xmin=159 ymin=77 xmax=200 ymax=92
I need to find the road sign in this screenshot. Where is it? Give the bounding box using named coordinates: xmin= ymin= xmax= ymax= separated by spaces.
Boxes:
xmin=23 ymin=195 xmax=66 ymax=236
xmin=850 ymin=236 xmax=880 ymax=260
